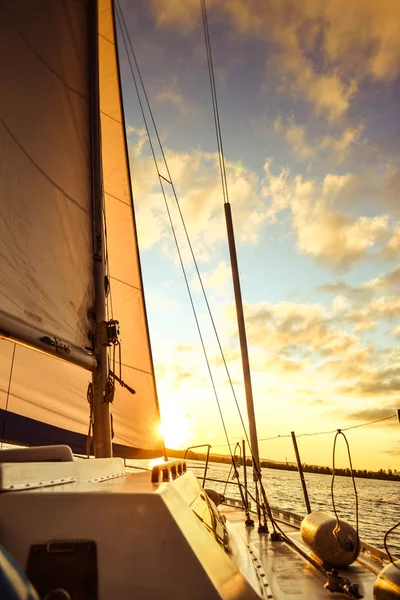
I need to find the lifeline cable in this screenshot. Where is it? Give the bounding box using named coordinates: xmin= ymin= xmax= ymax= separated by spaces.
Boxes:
xmin=331 ymin=430 xmax=360 ymax=555
xmin=383 ymin=519 xmax=400 ymax=566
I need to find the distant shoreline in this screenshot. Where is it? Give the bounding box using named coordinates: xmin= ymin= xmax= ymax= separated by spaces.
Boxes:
xmin=167 ymin=448 xmax=400 ymax=482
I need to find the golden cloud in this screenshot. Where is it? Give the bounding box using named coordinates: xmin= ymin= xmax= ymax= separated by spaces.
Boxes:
xmin=150 ymin=0 xmax=400 ymax=120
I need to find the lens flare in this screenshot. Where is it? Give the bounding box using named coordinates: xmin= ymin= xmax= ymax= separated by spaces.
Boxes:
xmin=157 ymin=414 xmax=194 ymax=448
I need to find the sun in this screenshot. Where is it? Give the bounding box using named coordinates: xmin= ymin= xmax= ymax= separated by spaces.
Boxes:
xmin=158 ymin=414 xmax=194 ymax=449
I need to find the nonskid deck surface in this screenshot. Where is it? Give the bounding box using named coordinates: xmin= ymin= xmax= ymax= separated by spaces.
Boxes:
xmin=221 ymin=505 xmax=377 ymax=600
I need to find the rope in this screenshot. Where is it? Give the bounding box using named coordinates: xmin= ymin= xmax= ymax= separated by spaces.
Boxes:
xmin=102 ymin=207 xmax=114 ymax=322
xmin=86 ymin=382 xmax=94 ymax=457
xmin=0 ymin=344 xmax=17 ymax=449
xmin=331 ymin=430 xmax=359 ymax=554
xmin=384 ymin=520 xmax=400 ymax=566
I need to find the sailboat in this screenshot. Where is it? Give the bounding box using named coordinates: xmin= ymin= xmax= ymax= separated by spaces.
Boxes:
xmin=0 ymin=1 xmax=399 ymax=599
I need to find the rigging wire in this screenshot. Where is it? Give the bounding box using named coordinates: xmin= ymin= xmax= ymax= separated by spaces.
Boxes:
xmin=114 ymin=1 xmax=256 ymax=472
xmin=223 ymin=442 xmax=241 ymax=496
xmin=257 ymin=413 xmax=398 ymax=443
xmin=115 ymin=0 xmax=255 ymax=467
xmin=198 ymin=0 xmax=269 ymax=479
xmin=115 ymin=0 xmax=238 ymax=471
xmin=200 ymin=0 xmax=229 ymax=206
xmin=212 ymin=413 xmax=398 ymax=448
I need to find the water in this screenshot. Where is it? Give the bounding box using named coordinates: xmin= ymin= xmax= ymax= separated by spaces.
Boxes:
xmin=132 ymin=458 xmax=400 ymax=555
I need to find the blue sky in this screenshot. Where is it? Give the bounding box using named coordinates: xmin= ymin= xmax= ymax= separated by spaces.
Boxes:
xmin=117 ymin=0 xmax=400 ymax=470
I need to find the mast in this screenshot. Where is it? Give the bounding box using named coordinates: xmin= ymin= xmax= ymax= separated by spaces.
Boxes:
xmin=90 ymin=0 xmax=112 ymax=458
xmin=224 ymin=202 xmax=261 ymax=477
xmin=199 ymin=0 xmax=261 ymax=476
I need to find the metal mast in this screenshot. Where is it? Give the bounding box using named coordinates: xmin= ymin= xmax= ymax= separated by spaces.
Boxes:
xmin=200 ymin=0 xmax=261 ymax=476
xmin=90 ymin=0 xmax=112 ymax=458
xmin=224 ymin=203 xmax=261 ymax=476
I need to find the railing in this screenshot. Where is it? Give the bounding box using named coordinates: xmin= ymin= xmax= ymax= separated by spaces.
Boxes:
xmin=183 ymin=444 xmax=211 ymax=487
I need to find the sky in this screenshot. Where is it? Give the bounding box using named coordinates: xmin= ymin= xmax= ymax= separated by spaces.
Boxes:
xmin=117 ymin=0 xmax=400 ymax=471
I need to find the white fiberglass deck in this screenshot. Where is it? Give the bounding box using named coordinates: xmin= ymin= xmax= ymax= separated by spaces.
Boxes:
xmin=221 ymin=504 xmax=380 ymax=600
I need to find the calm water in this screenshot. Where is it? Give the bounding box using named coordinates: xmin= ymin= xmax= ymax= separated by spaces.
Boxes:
xmin=132 ymin=458 xmax=400 ymax=555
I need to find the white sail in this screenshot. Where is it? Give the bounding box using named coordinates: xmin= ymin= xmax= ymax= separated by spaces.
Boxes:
xmin=0 ymin=0 xmax=95 ymax=448
xmin=0 ymin=0 xmax=163 ymax=458
xmin=98 ymin=0 xmax=162 ymax=456
xmin=0 ymin=0 xmax=94 ymax=353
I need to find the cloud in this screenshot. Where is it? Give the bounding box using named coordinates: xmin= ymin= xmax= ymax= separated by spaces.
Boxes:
xmin=346 ymin=296 xmax=400 ymax=325
xmin=192 ymin=260 xmax=232 ymax=294
xmin=363 ymin=267 xmax=400 ymax=292
xmin=262 ymin=164 xmax=392 ymax=270
xmin=390 ymin=325 xmax=400 ymax=338
xmin=274 ymin=117 xmax=362 ymax=162
xmin=129 ymin=127 xmax=394 ymax=271
xmin=318 ymin=269 xmax=400 ymax=325
xmin=156 ymin=78 xmax=190 ymax=115
xmin=129 ymin=145 xmax=268 ymax=260
xmin=317 ymin=281 xmax=372 ymax=302
xmin=291 ymin=194 xmax=388 ymax=270
xmin=347 ymin=406 xmax=399 ymax=424
xmin=150 ymin=0 xmax=400 ymax=120
xmin=264 ymin=355 xmax=303 ymax=375
xmin=340 ymin=365 xmax=400 ymax=396
xmin=176 ymin=344 xmax=194 ymax=352
xmin=382 ymin=170 xmax=400 ymax=213
xmin=384 ymin=225 xmax=400 ymax=259
xmin=384 ymin=441 xmax=400 ymax=456
xmin=235 ymin=300 xmax=357 ymax=359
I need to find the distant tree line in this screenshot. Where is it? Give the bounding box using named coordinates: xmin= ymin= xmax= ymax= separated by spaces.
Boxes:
xmin=167 ymin=449 xmax=400 ymax=481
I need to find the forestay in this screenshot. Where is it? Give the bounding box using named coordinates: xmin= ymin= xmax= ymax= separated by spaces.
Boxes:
xmin=0 ymin=0 xmax=163 ymax=458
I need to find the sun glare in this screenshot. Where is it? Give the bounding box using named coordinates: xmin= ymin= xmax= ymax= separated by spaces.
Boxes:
xmin=158 ymin=414 xmax=194 ymax=449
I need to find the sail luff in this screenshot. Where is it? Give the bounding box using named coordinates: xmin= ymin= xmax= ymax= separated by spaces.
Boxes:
xmin=111 ymin=0 xmax=164 ymax=440
xmin=97 ymin=0 xmax=163 ymax=456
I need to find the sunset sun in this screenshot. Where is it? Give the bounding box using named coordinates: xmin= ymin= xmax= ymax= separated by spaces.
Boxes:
xmin=158 ymin=414 xmax=194 ymax=449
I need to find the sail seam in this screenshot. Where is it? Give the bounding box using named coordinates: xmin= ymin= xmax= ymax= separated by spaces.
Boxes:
xmin=100 ymin=109 xmax=122 ymax=126
xmin=109 ymin=275 xmax=141 ymax=292
xmin=104 ymin=191 xmax=130 ymax=206
xmin=0 ymin=117 xmax=90 ymax=215
xmin=1 ymin=2 xmax=87 ymax=100
xmin=99 ymin=33 xmax=114 ymax=46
